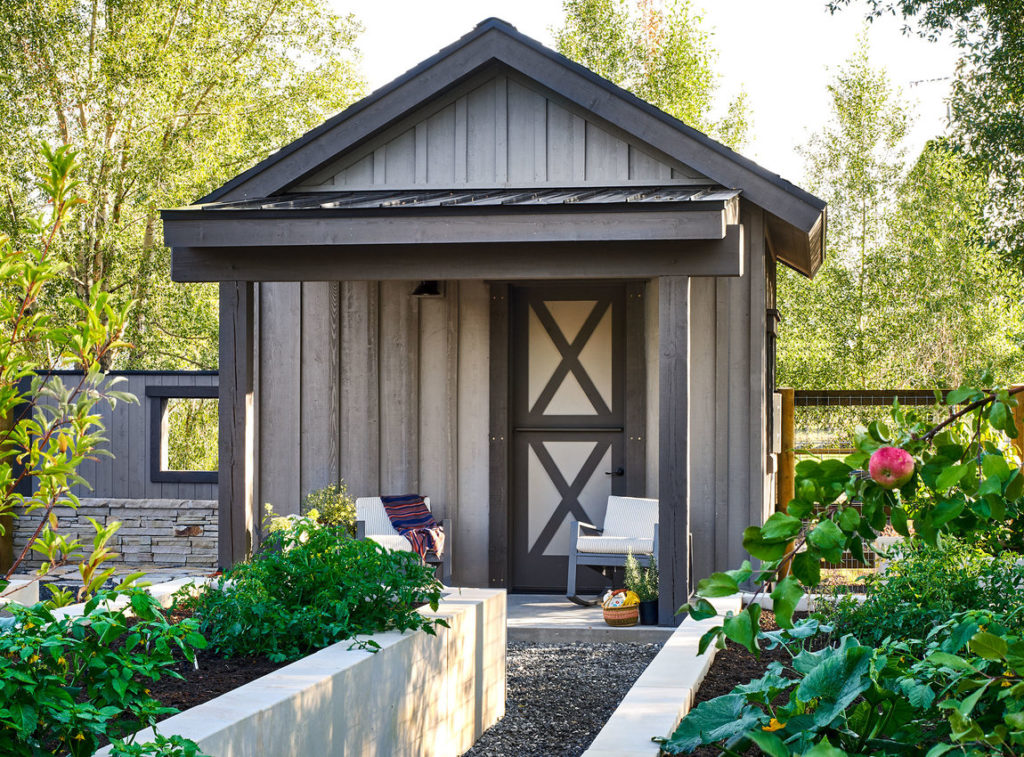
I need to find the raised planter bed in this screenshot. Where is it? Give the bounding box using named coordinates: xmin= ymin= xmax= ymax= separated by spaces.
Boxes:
xmin=99 ymin=587 xmax=506 ymax=757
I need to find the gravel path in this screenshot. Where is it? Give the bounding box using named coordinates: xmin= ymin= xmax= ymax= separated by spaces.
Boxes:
xmin=463 ymin=641 xmax=663 ymax=757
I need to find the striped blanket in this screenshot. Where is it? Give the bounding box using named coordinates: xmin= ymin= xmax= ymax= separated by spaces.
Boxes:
xmin=381 ymin=494 xmax=445 ymax=561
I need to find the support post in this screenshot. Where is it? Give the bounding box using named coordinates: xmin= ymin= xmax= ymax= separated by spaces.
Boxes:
xmin=219 ymin=281 xmax=257 ymax=568
xmin=777 ymin=387 xmax=795 ymax=578
xmin=658 ymin=276 xmax=690 ymax=626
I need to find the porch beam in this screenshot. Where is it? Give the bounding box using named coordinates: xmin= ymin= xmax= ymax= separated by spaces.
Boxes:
xmin=171 ymin=227 xmax=743 ymax=282
xmin=218 ymin=281 xmax=257 ymax=568
xmin=658 ymin=275 xmax=691 ymax=626
xmin=163 ymin=209 xmax=726 ymax=249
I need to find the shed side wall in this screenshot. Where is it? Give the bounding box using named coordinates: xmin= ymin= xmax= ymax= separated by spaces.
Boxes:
xmin=645 ymin=204 xmax=770 ymax=579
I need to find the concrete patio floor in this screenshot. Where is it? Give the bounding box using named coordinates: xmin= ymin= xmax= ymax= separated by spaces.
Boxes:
xmin=505 ymin=594 xmax=674 ymax=643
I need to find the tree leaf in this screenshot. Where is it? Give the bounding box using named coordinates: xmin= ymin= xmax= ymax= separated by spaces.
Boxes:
xmin=791 ymin=550 xmax=821 ymax=587
xmin=969 ymin=631 xmax=1008 ymax=661
xmin=936 ymin=463 xmax=970 ymax=491
xmin=770 ymin=576 xmax=804 ymax=629
xmin=697 ymin=572 xmax=739 ymax=598
xmin=723 ymin=605 xmax=760 ymax=655
xmin=761 ymin=512 xmax=803 ymax=541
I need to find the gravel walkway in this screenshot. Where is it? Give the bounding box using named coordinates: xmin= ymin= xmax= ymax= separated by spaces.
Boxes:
xmin=463 ymin=640 xmax=663 ymax=757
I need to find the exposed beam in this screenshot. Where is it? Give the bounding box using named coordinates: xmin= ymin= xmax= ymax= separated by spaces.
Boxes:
xmin=658 ymin=275 xmax=691 ymax=626
xmin=171 ymin=227 xmax=743 ymax=283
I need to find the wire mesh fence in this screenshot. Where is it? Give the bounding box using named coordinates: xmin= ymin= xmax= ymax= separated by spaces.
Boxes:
xmin=788 ymin=390 xmax=955 ymax=570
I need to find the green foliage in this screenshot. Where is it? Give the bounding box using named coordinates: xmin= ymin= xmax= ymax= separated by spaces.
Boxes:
xmin=300 ymin=481 xmax=357 ymax=536
xmin=553 ymin=0 xmax=749 ymax=147
xmin=665 ymin=610 xmax=1024 ymax=755
xmin=826 ymin=539 xmax=1024 ymax=646
xmin=624 ymin=549 xmax=658 ymax=602
xmin=778 ymin=38 xmax=1024 ymax=391
xmin=108 ymin=734 xmax=211 ymax=757
xmin=0 ymin=145 xmax=137 ymax=600
xmin=0 ymin=0 xmax=365 ymax=370
xmin=829 ymin=0 xmax=1024 ymax=264
xmin=672 ymin=381 xmax=1024 ymax=754
xmin=166 ymin=397 xmax=218 ymax=472
xmin=0 ymin=588 xmax=207 ymax=757
xmin=178 ymin=516 xmax=446 ymax=662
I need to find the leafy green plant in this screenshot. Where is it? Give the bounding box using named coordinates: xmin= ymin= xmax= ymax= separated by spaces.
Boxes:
xmin=624 ymin=549 xmax=658 ymax=602
xmin=0 ymin=144 xmax=136 ymax=603
xmin=826 ymin=538 xmax=1024 ymax=646
xmin=300 ymin=481 xmax=357 ymax=535
xmin=178 ymin=515 xmax=446 ymax=661
xmin=662 ymin=610 xmax=1024 ymax=756
xmin=668 ymin=381 xmax=1024 ymax=754
xmin=0 ymin=587 xmax=207 ymax=757
xmin=108 ymin=734 xmax=211 ymax=757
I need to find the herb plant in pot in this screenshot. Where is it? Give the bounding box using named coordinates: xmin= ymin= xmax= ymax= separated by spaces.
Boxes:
xmin=625 ymin=550 xmax=659 ymax=625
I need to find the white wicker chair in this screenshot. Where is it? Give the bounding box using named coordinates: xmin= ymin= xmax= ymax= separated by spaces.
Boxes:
xmin=566 ymin=495 xmax=658 ymax=606
xmin=354 ymin=496 xmax=452 ymax=585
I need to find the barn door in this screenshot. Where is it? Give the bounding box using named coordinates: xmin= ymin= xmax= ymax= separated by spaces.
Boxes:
xmin=510 ymin=284 xmax=629 ymax=592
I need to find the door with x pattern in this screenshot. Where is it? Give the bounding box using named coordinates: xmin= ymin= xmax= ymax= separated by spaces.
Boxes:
xmin=510 ymin=284 xmax=627 ymax=592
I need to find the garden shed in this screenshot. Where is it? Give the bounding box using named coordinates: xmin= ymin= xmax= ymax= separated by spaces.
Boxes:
xmin=161 ymin=18 xmax=826 ymax=624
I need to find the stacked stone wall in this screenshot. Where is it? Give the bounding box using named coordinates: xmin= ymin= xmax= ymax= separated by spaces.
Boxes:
xmin=14 ymin=499 xmax=218 ymax=569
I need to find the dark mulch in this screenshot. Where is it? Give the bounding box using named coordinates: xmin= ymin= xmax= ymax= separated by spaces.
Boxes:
xmin=145 ymin=647 xmax=290 ymax=712
xmin=463 ymin=640 xmax=663 ymax=757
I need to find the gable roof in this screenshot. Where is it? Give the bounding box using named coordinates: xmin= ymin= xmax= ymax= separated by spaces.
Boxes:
xmin=196 ymin=17 xmax=826 ymax=276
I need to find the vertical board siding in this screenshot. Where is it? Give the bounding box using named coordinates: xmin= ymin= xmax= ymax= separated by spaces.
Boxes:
xmin=290 ymin=73 xmax=707 ymax=191
xmin=688 ymin=277 xmax=717 ymax=582
xmin=258 ymin=282 xmax=302 ymax=514
xmin=299 ymin=282 xmax=341 ymax=499
xmin=339 ymin=281 xmax=380 ymax=499
xmin=460 ymin=281 xmax=492 ymax=587
xmin=37 ymin=372 xmax=218 ymax=502
xmin=379 ymin=282 xmax=420 ymax=494
xmin=418 ymin=296 xmax=451 ymax=520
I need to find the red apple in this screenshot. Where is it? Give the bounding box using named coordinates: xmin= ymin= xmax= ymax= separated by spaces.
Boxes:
xmin=868 ymin=447 xmax=915 ymax=489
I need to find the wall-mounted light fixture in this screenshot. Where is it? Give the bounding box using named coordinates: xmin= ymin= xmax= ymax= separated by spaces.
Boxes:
xmin=411 ymin=280 xmax=445 ymax=297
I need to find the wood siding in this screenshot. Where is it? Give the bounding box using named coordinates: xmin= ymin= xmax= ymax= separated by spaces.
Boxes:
xmin=31 ymin=372 xmax=219 ymax=501
xmin=290 ymin=72 xmax=708 ymax=192
xmin=645 ymin=203 xmax=770 ymax=580
xmin=253 ymin=280 xmax=491 ymax=586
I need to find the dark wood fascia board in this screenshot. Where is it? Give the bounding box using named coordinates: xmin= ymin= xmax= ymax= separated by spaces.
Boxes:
xmin=170 ymin=226 xmax=744 ymax=282
xmin=163 ymin=209 xmax=726 ymax=249
xmin=192 ymin=19 xmax=824 ymax=273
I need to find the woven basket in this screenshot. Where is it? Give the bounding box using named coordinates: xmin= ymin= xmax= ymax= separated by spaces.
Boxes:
xmin=602 ymin=597 xmax=639 ymax=627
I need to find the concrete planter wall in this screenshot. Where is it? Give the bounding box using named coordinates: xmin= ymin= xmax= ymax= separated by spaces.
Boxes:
xmin=102 ymin=588 xmax=506 ymax=757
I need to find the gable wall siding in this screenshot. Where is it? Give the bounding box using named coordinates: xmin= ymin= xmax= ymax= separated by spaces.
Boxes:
xmin=290 ymin=73 xmax=708 ymax=192
xmin=253 ymin=280 xmax=491 ymax=587
xmin=644 ymin=203 xmax=769 ymax=580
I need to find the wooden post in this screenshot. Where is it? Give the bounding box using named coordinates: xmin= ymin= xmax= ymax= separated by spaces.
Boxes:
xmin=219 ymin=281 xmax=257 ymax=568
xmin=1013 ymin=386 xmax=1024 ymax=464
xmin=777 ymin=388 xmax=795 ymax=578
xmin=658 ymin=276 xmax=690 ymax=626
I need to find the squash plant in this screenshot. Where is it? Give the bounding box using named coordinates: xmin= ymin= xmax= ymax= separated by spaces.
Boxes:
xmin=665 ymin=382 xmax=1024 ymax=755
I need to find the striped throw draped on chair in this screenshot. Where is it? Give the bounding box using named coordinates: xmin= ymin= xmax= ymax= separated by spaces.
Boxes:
xmin=380 ymin=494 xmax=445 ymax=561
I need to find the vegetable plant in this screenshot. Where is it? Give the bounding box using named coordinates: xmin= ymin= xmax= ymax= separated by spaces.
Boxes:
xmin=178 ymin=514 xmax=447 ymax=661
xmin=665 ymin=381 xmax=1024 ymax=755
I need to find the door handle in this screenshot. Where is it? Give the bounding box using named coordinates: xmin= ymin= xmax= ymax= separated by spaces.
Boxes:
xmin=604 ymin=467 xmax=624 ymax=477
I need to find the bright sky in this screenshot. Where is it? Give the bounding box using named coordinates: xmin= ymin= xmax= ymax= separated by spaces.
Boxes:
xmin=333 ymin=0 xmax=960 ymax=187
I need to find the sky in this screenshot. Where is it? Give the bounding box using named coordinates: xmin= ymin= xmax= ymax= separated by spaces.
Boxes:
xmin=333 ymin=0 xmax=961 ymax=186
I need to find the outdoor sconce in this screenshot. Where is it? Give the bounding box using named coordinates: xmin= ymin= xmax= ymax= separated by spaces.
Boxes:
xmin=411 ymin=280 xmax=445 ymax=297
